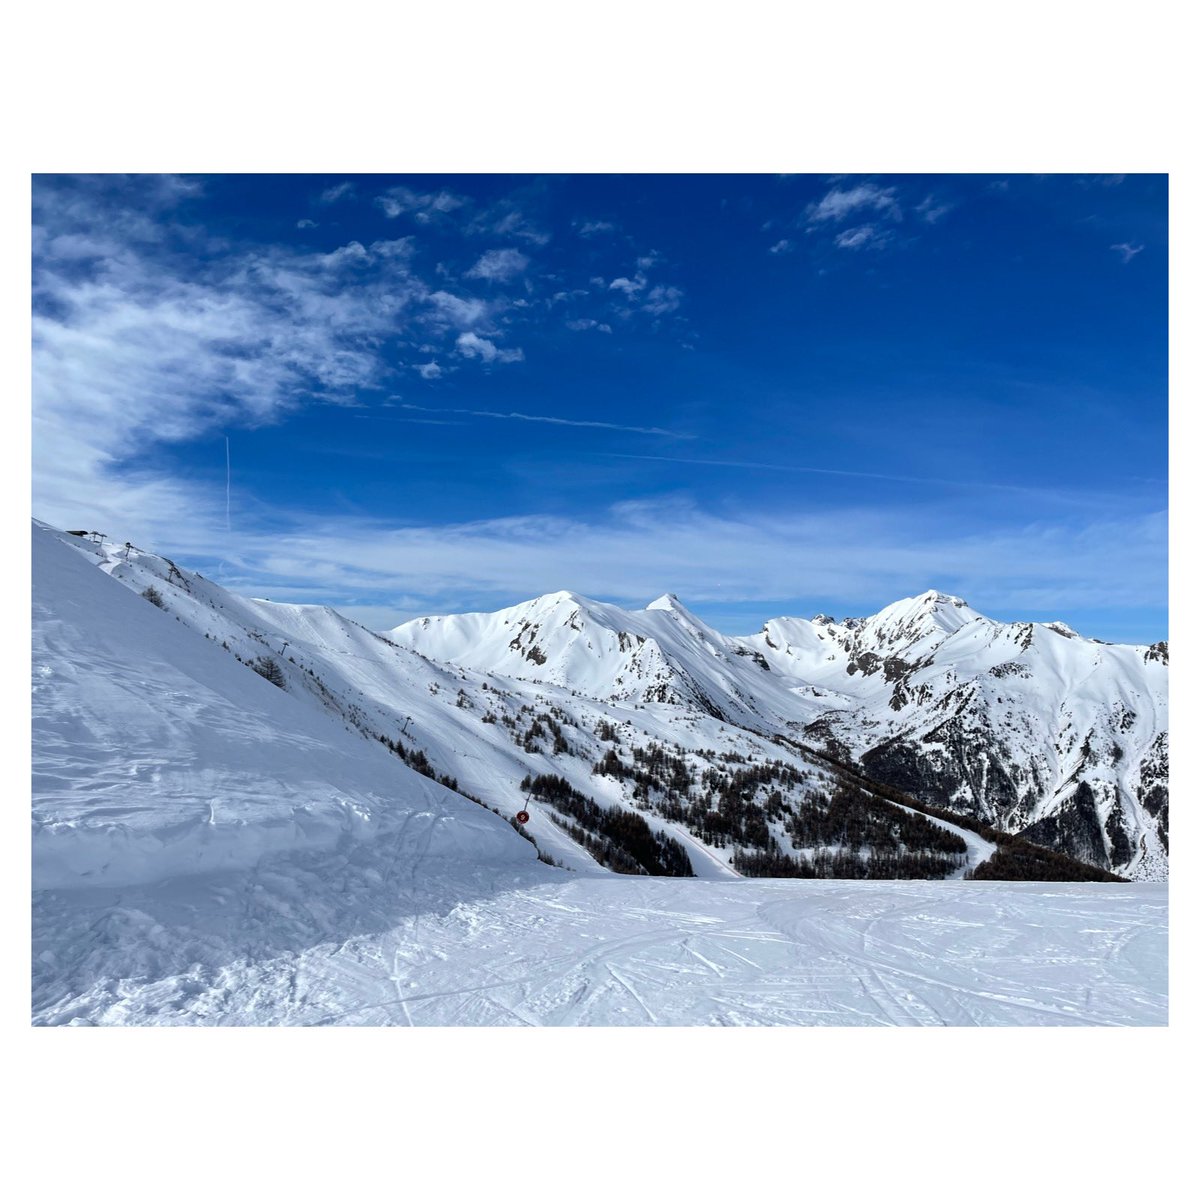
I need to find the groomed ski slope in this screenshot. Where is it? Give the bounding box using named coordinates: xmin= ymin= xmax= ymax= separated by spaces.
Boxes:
xmin=31 ymin=525 xmax=1167 ymax=1026
xmin=34 ymin=864 xmax=1166 ymax=1026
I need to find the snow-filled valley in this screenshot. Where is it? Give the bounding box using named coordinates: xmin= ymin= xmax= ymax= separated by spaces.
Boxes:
xmin=31 ymin=522 xmax=1168 ymax=1025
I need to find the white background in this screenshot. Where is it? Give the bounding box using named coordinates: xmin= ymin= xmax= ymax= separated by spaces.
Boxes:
xmin=5 ymin=3 xmax=1190 ymax=1196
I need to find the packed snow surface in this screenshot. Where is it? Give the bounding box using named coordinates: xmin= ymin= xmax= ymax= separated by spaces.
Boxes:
xmin=35 ymin=867 xmax=1166 ymax=1026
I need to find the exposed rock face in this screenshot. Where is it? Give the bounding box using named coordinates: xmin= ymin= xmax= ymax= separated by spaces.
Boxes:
xmin=743 ymin=592 xmax=1168 ymax=879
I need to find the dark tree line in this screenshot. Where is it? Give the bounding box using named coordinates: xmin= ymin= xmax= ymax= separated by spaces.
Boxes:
xmin=966 ymin=844 xmax=1122 ymax=882
xmin=377 ymin=732 xmax=460 ymax=793
xmin=785 ymin=780 xmax=968 ymax=857
xmin=250 ymin=655 xmax=286 ymax=689
xmin=594 ymin=743 xmax=817 ymax=852
xmin=593 ymin=742 xmax=692 ymax=804
xmin=521 ymin=773 xmax=694 ymax=877
xmin=732 ymin=847 xmax=963 ymax=880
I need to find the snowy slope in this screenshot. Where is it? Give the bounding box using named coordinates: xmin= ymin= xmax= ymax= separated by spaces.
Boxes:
xmin=32 ymin=524 xmax=537 ymax=889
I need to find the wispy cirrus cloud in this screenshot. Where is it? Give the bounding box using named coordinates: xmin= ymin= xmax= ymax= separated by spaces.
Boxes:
xmin=32 ymin=176 xmax=705 ymax=546
xmin=807 ymin=183 xmax=901 ymax=225
xmin=467 ymin=201 xmax=551 ymax=246
xmin=317 ymin=181 xmax=355 ymax=206
xmin=641 ymin=284 xmax=683 ymax=315
xmin=833 ymin=225 xmax=890 ymax=251
xmin=376 ymin=185 xmax=467 ymax=222
xmin=465 ymin=247 xmax=530 ymax=281
xmin=97 ymin=494 xmax=1166 ymax=636
xmin=600 ymin=452 xmax=1137 ymax=505
xmin=915 ymin=194 xmax=955 ymax=224
xmin=30 ymin=177 xmax=540 ymax=539
xmin=1111 ymin=242 xmax=1144 ymax=264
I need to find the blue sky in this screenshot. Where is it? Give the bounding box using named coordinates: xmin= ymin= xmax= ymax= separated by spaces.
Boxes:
xmin=31 ymin=173 xmax=1167 ymax=641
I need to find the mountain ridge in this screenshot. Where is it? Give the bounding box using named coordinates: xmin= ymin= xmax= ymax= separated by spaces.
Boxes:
xmin=35 ymin=522 xmax=1167 ymax=880
xmin=391 ymin=584 xmax=1168 ymax=878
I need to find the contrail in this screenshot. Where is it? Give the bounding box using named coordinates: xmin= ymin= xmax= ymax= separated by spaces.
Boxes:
xmin=397 ymin=403 xmax=692 ymax=439
xmin=600 ymin=452 xmax=1108 ymax=498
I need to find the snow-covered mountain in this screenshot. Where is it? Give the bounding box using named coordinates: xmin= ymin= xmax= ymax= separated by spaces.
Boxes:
xmin=30 ymin=523 xmax=993 ymax=887
xmin=389 ymin=588 xmax=814 ymax=726
xmin=742 ymin=592 xmax=1168 ymax=879
xmin=392 ymin=587 xmax=1168 ymax=879
xmin=32 ymin=521 xmax=537 ymax=892
xmin=32 ymin=521 xmax=1166 ymax=883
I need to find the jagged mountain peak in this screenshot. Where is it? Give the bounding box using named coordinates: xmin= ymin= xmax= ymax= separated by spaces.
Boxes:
xmin=860 ymin=591 xmax=985 ymax=644
xmin=646 ymin=591 xmax=684 ymax=612
xmin=645 ymin=593 xmax=710 ymax=629
xmin=536 ymin=588 xmax=588 ymax=606
xmin=915 ymin=588 xmax=969 ymax=608
xmin=1043 ymin=620 xmax=1080 ymax=640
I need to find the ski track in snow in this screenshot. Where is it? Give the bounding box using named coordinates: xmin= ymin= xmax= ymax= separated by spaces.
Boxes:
xmin=33 ymin=867 xmax=1167 ymax=1027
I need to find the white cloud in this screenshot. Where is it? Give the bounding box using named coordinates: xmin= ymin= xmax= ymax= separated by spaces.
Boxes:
xmin=454 ymin=331 xmax=524 ymax=364
xmin=768 ymin=239 xmax=793 ymax=254
xmin=565 ymin=318 xmax=612 ymax=333
xmin=101 ymin=498 xmax=1164 ymax=630
xmin=577 ymin=220 xmax=616 ymax=237
xmin=609 ymin=274 xmax=645 ymax=296
xmin=834 ymin=224 xmax=889 ymax=250
xmin=296 ymin=218 xmax=318 ymax=229
xmin=488 ymin=208 xmax=551 ymax=246
xmin=465 ymin=247 xmax=530 ymax=281
xmin=641 ymin=284 xmax=683 ymax=315
xmin=807 ymin=183 xmax=901 ymax=225
xmin=428 ymin=290 xmax=490 ymax=328
xmin=1111 ymin=242 xmax=1145 ymax=264
xmin=608 ymin=270 xmax=684 ymax=317
xmin=314 ymin=240 xmax=371 ymax=269
xmin=369 ymin=236 xmax=416 ymax=260
xmin=29 ymin=179 xmax=548 ymax=543
xmin=317 ymin=182 xmax=355 ymax=206
xmin=916 ymin=194 xmax=954 ymax=224
xmin=415 ymin=361 xmax=442 ymax=379
xmin=376 ymin=186 xmax=466 ymax=221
